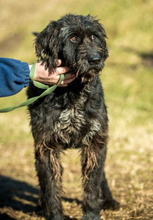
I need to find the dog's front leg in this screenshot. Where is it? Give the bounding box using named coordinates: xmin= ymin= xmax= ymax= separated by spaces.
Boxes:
xmin=81 ymin=142 xmax=106 ymax=220
xmin=35 ymin=144 xmax=63 ymax=220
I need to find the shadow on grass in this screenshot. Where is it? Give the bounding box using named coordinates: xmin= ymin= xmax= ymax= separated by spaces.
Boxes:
xmin=0 ymin=175 xmax=38 ymax=212
xmin=139 ymin=51 xmax=153 ymax=67
xmin=125 ymin=47 xmax=153 ymax=68
xmin=0 ymin=175 xmax=80 ymax=220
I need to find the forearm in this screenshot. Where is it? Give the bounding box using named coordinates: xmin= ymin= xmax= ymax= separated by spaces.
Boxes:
xmin=0 ymin=58 xmax=30 ymax=97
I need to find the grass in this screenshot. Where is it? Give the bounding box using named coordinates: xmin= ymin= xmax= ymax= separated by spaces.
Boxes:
xmin=0 ymin=0 xmax=153 ymax=219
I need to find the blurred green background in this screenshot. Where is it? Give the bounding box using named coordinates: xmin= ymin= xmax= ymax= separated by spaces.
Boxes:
xmin=0 ymin=0 xmax=153 ymax=219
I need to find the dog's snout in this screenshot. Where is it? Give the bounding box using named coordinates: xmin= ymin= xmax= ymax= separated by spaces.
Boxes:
xmin=88 ymin=54 xmax=101 ymax=65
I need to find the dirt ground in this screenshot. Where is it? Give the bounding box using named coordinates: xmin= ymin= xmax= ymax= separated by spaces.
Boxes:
xmin=0 ymin=165 xmax=82 ymax=220
xmin=0 ymin=173 xmax=82 ymax=220
xmin=0 ymin=146 xmax=83 ymax=220
xmin=0 ymin=144 xmax=153 ymax=220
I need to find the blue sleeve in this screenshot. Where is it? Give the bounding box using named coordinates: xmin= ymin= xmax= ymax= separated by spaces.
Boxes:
xmin=0 ymin=58 xmax=30 ymax=97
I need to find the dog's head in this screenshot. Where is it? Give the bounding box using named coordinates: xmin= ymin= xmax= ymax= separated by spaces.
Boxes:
xmin=35 ymin=14 xmax=108 ymax=83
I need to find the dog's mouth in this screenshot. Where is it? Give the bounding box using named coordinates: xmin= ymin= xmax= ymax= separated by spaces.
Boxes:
xmin=72 ymin=67 xmax=101 ymax=84
xmin=59 ymin=52 xmax=104 ymax=83
xmin=74 ymin=55 xmax=104 ymax=83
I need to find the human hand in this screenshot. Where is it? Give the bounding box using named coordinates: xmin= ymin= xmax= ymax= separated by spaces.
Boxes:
xmin=34 ymin=60 xmax=76 ymax=87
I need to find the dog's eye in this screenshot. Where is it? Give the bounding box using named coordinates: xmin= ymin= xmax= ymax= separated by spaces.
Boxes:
xmin=70 ymin=36 xmax=78 ymax=42
xmin=91 ymin=34 xmax=96 ymax=41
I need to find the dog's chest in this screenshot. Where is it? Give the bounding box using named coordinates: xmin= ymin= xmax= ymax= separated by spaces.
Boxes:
xmin=53 ymin=99 xmax=101 ymax=148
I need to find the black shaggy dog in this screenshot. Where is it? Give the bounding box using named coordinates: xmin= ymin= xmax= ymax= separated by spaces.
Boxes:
xmin=27 ymin=14 xmax=119 ymax=220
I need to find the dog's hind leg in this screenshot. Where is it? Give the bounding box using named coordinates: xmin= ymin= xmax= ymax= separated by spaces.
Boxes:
xmin=100 ymin=171 xmax=120 ymax=210
xmin=35 ymin=144 xmax=64 ymax=220
xmin=81 ymin=141 xmax=106 ymax=220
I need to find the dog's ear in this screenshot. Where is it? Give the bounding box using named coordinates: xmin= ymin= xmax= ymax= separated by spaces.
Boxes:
xmin=34 ymin=21 xmax=62 ymax=71
xmin=32 ymin=32 xmax=39 ymax=36
xmin=94 ymin=19 xmax=109 ymax=60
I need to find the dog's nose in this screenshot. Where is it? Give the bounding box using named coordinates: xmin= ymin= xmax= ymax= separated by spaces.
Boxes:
xmin=88 ymin=55 xmax=101 ymax=65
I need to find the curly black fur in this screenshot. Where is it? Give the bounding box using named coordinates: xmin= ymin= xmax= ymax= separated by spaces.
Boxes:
xmin=27 ymin=14 xmax=119 ymax=220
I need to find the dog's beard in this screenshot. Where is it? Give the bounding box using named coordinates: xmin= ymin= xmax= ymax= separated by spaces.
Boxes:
xmin=79 ymin=69 xmax=101 ymax=83
xmin=60 ymin=51 xmax=104 ymax=83
xmin=65 ymin=57 xmax=104 ymax=83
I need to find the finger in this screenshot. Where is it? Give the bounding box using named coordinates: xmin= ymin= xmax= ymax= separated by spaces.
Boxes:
xmin=57 ymin=59 xmax=62 ymax=67
xmin=59 ymin=75 xmax=76 ymax=86
xmin=63 ymin=73 xmax=75 ymax=80
xmin=64 ymin=75 xmax=76 ymax=83
xmin=56 ymin=67 xmax=70 ymax=74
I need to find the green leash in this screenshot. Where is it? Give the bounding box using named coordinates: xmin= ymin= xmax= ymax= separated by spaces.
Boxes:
xmin=0 ymin=63 xmax=64 ymax=113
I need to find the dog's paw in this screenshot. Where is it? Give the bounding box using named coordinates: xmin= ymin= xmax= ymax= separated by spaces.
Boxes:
xmin=46 ymin=215 xmax=64 ymax=220
xmin=102 ymin=199 xmax=120 ymax=210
